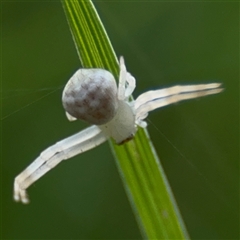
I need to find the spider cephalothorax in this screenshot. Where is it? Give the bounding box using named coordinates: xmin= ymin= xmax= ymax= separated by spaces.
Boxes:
xmin=14 ymin=57 xmax=223 ymax=204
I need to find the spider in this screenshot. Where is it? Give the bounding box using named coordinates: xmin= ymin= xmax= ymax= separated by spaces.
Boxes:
xmin=14 ymin=56 xmax=223 ymax=204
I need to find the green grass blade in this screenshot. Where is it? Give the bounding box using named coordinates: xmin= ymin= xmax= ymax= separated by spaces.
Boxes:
xmin=62 ymin=1 xmax=189 ymax=239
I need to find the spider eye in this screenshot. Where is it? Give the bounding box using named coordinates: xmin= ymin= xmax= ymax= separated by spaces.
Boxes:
xmin=62 ymin=69 xmax=118 ymax=125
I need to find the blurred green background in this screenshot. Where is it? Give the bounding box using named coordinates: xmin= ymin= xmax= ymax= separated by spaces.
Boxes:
xmin=2 ymin=1 xmax=239 ymax=239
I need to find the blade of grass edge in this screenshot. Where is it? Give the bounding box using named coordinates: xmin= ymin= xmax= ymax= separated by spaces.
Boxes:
xmin=62 ymin=1 xmax=189 ymax=239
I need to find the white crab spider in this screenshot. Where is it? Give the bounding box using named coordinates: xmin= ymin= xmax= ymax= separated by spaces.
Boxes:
xmin=14 ymin=56 xmax=223 ymax=204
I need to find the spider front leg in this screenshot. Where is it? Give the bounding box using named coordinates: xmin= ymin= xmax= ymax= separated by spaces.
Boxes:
xmin=14 ymin=126 xmax=107 ymax=204
xmin=118 ymin=56 xmax=136 ymax=100
xmin=135 ymin=83 xmax=223 ymax=124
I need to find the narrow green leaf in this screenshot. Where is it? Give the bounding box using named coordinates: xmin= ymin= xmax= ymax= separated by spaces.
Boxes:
xmin=62 ymin=1 xmax=189 ymax=239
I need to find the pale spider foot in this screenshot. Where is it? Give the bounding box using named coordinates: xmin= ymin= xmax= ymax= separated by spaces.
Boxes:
xmin=136 ymin=119 xmax=148 ymax=128
xmin=14 ymin=180 xmax=30 ymax=204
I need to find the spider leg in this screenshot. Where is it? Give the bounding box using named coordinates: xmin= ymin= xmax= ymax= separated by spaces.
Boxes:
xmin=14 ymin=126 xmax=107 ymax=204
xmin=65 ymin=111 xmax=77 ymax=121
xmin=135 ymin=83 xmax=222 ymax=109
xmin=118 ymin=56 xmax=127 ymax=100
xmin=135 ymin=83 xmax=223 ymax=123
xmin=124 ymin=72 xmax=136 ymax=99
xmin=118 ymin=56 xmax=136 ymax=100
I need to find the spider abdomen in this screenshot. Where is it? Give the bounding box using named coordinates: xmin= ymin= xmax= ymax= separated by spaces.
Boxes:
xmin=62 ymin=69 xmax=118 ymax=125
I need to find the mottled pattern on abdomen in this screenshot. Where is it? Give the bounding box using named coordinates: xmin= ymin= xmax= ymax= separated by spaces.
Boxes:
xmin=62 ymin=69 xmax=118 ymax=125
